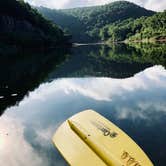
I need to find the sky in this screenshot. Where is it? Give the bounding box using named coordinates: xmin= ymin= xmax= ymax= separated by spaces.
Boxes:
xmin=24 ymin=0 xmax=166 ymax=11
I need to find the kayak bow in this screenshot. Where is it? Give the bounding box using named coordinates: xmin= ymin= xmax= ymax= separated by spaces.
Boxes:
xmin=52 ymin=110 xmax=153 ymax=166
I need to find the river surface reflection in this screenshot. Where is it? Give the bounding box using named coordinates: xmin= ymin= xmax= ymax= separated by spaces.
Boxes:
xmin=0 ymin=65 xmax=166 ymax=166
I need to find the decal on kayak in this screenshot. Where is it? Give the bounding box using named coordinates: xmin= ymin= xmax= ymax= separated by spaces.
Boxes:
xmin=121 ymin=151 xmax=141 ymax=166
xmin=91 ymin=121 xmax=118 ymax=138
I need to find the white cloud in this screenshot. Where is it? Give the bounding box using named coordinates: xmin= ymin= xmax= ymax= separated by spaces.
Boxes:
xmin=134 ymin=0 xmax=166 ymax=11
xmin=25 ymin=0 xmax=166 ymax=11
xmin=0 ymin=116 xmax=46 ymax=166
xmin=27 ymin=0 xmax=70 ymax=9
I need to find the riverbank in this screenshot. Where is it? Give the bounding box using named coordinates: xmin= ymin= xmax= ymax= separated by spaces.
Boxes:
xmin=125 ymin=36 xmax=166 ymax=43
xmin=104 ymin=36 xmax=166 ymax=45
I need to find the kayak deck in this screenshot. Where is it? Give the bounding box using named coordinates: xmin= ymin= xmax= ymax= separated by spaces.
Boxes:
xmin=52 ymin=110 xmax=153 ymax=166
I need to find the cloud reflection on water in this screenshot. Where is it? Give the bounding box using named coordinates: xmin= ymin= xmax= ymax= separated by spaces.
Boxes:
xmin=9 ymin=65 xmax=166 ymax=121
xmin=1 ymin=65 xmax=166 ymax=166
xmin=0 ymin=116 xmax=45 ymax=166
xmin=12 ymin=65 xmax=166 ymax=106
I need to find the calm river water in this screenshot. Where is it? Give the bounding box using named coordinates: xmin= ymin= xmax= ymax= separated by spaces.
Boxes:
xmin=0 ymin=43 xmax=166 ymax=166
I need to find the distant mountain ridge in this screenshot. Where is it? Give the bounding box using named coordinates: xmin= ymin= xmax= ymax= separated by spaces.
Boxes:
xmin=37 ymin=1 xmax=155 ymax=42
xmin=61 ymin=1 xmax=154 ymax=27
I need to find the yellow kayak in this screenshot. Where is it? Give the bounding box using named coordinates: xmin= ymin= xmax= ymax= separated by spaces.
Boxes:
xmin=52 ymin=110 xmax=154 ymax=166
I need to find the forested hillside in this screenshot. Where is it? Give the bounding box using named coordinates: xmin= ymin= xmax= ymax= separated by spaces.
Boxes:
xmin=0 ymin=0 xmax=68 ymax=47
xmin=100 ymin=11 xmax=166 ymax=42
xmin=37 ymin=7 xmax=85 ymax=41
xmin=37 ymin=1 xmax=155 ymax=42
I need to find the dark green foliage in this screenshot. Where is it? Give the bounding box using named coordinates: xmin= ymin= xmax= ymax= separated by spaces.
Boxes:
xmin=62 ymin=1 xmax=154 ymax=28
xmin=129 ymin=11 xmax=166 ymax=41
xmin=37 ymin=7 xmax=88 ymax=42
xmin=128 ymin=43 xmax=166 ymax=66
xmin=0 ymin=0 xmax=67 ymax=47
xmin=37 ymin=1 xmax=155 ymax=42
xmin=100 ymin=11 xmax=166 ymax=42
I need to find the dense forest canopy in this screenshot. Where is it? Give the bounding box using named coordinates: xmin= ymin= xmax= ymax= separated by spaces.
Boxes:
xmin=37 ymin=1 xmax=155 ymax=42
xmin=0 ymin=0 xmax=68 ymax=47
xmin=0 ymin=0 xmax=165 ymax=44
xmin=100 ymin=11 xmax=166 ymax=42
xmin=62 ymin=1 xmax=154 ymax=28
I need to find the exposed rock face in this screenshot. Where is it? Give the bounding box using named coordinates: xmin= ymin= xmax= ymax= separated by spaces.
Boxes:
xmin=0 ymin=15 xmax=43 ymax=36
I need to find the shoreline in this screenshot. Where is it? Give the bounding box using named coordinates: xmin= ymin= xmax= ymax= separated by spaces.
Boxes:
xmin=72 ymin=38 xmax=166 ymax=46
xmin=72 ymin=42 xmax=106 ymax=47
